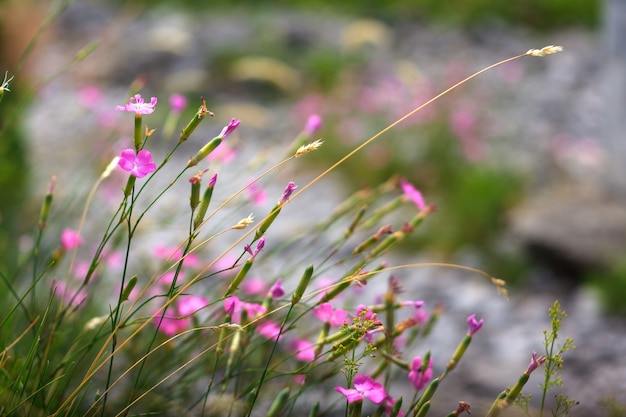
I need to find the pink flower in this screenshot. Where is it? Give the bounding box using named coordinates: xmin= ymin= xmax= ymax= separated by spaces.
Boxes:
xmin=268 ymin=278 xmax=285 ymax=299
xmin=115 ymin=93 xmax=158 ymax=115
xmin=256 ymin=320 xmax=282 ymax=340
xmin=335 ymin=374 xmax=387 ymax=404
xmin=219 ymin=118 xmax=241 ymax=139
xmin=279 ymin=181 xmax=298 ymax=205
xmin=304 ymin=114 xmax=323 ymax=135
xmin=408 ymin=356 xmax=433 ymax=390
xmin=169 ymin=93 xmax=187 ymax=113
xmin=313 ymin=303 xmax=349 ymax=326
xmin=293 ymin=339 xmax=316 ymax=362
xmin=118 ymin=149 xmax=157 ymax=178
xmin=525 ymin=351 xmax=547 ymax=374
xmin=60 ymin=228 xmax=83 ymax=250
xmin=241 ymin=277 xmax=267 ymax=295
xmin=400 ymin=179 xmax=426 ymax=211
xmin=244 ymin=237 xmax=266 ymax=258
xmin=207 ymin=141 xmax=236 ymax=163
xmin=154 ymin=295 xmax=208 ymax=337
xmin=224 ymin=296 xmax=266 ymax=323
xmin=466 ymin=314 xmax=484 ymax=336
xmin=77 ymin=85 xmax=104 ymax=109
xmin=177 ymin=295 xmax=209 ymax=316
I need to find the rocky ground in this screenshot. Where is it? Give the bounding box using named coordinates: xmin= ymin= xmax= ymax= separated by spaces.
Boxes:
xmin=13 ymin=1 xmax=626 ymax=415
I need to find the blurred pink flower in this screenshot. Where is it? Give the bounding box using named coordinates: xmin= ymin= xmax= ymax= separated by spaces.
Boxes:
xmin=268 ymin=278 xmax=285 ymax=299
xmin=115 ymin=93 xmax=157 ymax=115
xmin=304 ymin=114 xmax=323 ymax=135
xmin=77 ymin=85 xmax=104 ymax=109
xmin=61 ymin=228 xmax=82 ymax=250
xmin=292 ymin=339 xmax=316 ymax=362
xmin=118 ymin=149 xmax=156 ymax=178
xmin=169 ymin=93 xmax=187 ymax=113
xmin=256 ymin=320 xmax=282 ymax=340
xmin=246 ymin=180 xmax=267 ymax=205
xmin=400 ymin=179 xmax=426 ymax=211
xmin=242 ymin=277 xmax=267 ymax=295
xmin=207 ymin=141 xmax=237 ymax=163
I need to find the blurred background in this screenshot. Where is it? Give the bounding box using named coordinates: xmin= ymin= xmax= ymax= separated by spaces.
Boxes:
xmin=1 ymin=0 xmax=625 ymax=414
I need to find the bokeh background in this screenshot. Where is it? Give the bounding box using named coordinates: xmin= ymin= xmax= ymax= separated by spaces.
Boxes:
xmin=2 ymin=0 xmax=625 ymax=414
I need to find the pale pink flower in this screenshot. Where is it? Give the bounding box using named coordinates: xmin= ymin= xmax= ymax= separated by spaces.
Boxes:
xmin=52 ymin=280 xmax=87 ymax=308
xmin=60 ymin=228 xmax=82 ymax=250
xmin=118 ymin=149 xmax=156 ymax=178
xmin=177 ymin=295 xmax=209 ymax=316
xmin=242 ymin=277 xmax=267 ymax=295
xmin=525 ymin=351 xmax=547 ymax=374
xmin=115 ymin=93 xmax=157 ymax=114
xmin=77 ymin=85 xmax=104 ymax=109
xmin=279 ymin=181 xmax=298 ymax=205
xmin=246 ymin=180 xmax=267 ymax=205
xmin=207 ymin=141 xmax=236 ymax=163
xmin=335 ymin=374 xmax=387 ymax=404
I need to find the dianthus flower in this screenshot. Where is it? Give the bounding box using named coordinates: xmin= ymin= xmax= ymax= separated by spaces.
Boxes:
xmin=219 ymin=118 xmax=241 ymax=139
xmin=408 ymin=356 xmax=433 ymax=390
xmin=256 ymin=320 xmax=282 ymax=340
xmin=335 ymin=374 xmax=387 ymax=404
xmin=115 ymin=93 xmax=158 ymax=115
xmin=118 ymin=149 xmax=156 ymax=178
xmin=313 ymin=302 xmax=349 ymax=326
xmin=466 ymin=313 xmax=484 ymax=336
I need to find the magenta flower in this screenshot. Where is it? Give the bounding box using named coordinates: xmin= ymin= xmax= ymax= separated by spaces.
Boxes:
xmin=304 ymin=114 xmax=323 ymax=135
xmin=219 ymin=118 xmax=241 ymax=139
xmin=335 ymin=374 xmax=387 ymax=404
xmin=525 ymin=351 xmax=547 ymax=374
xmin=118 ymin=149 xmax=157 ymax=178
xmin=400 ymin=179 xmax=426 ymax=211
xmin=408 ymin=356 xmax=433 ymax=390
xmin=244 ymin=237 xmax=266 ymax=258
xmin=279 ymin=181 xmax=298 ymax=205
xmin=268 ymin=278 xmax=285 ymax=299
xmin=177 ymin=295 xmax=209 ymax=316
xmin=256 ymin=320 xmax=282 ymax=340
xmin=169 ymin=93 xmax=187 ymax=113
xmin=313 ymin=302 xmax=349 ymax=326
xmin=60 ymin=228 xmax=83 ymax=250
xmin=115 ymin=93 xmax=158 ymax=114
xmin=293 ymin=339 xmax=316 ymax=362
xmin=224 ymin=296 xmax=266 ymax=323
xmin=466 ymin=314 xmax=484 ymax=336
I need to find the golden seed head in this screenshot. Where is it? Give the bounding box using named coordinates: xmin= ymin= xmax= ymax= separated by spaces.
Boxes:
xmin=101 ymin=156 xmax=121 ymax=179
xmin=295 ymin=139 xmax=324 ymax=157
xmin=526 ymin=45 xmax=563 ymax=57
xmin=232 ymin=213 xmax=254 ymax=230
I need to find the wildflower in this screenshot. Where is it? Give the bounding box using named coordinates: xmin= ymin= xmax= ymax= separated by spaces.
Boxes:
xmin=219 ymin=118 xmax=241 ymax=139
xmin=224 ymin=296 xmax=266 ymax=323
xmin=244 ymin=236 xmax=266 ymax=258
xmin=304 ymin=114 xmax=323 ymax=135
xmin=292 ymin=339 xmax=316 ymax=362
xmin=242 ymin=277 xmax=267 ymax=295
xmin=400 ymin=179 xmax=426 ymax=211
xmin=77 ymin=85 xmax=104 ymax=109
xmin=408 ymin=356 xmax=433 ymax=390
xmin=268 ymin=278 xmax=285 ymax=299
xmin=60 ymin=228 xmax=83 ymax=250
xmin=466 ymin=314 xmax=484 ymax=336
xmin=335 ymin=374 xmax=387 ymax=404
xmin=525 ymin=351 xmax=547 ymax=375
xmin=177 ymin=295 xmax=209 ymax=317
xmin=526 ymin=45 xmax=563 ymax=57
xmin=313 ymin=302 xmax=349 ymax=326
xmin=169 ymin=93 xmax=187 ymax=113
xmin=256 ymin=320 xmax=282 ymax=340
xmin=278 ymin=181 xmax=298 ymax=205
xmin=115 ymin=93 xmax=158 ymax=114
xmin=118 ymin=149 xmax=157 ymax=178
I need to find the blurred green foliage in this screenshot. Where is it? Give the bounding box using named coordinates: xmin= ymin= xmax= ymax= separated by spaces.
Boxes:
xmin=586 ymin=261 xmax=626 ymax=315
xmin=124 ymin=0 xmax=600 ymax=30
